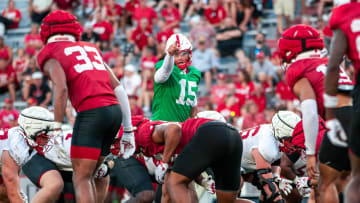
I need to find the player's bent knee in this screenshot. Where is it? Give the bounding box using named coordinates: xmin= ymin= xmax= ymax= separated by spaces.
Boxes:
xmin=136 ymin=191 xmax=155 ymax=203
xmin=44 ymin=179 xmax=64 ymax=197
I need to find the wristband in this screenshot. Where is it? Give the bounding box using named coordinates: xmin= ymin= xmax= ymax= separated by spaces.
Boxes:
xmin=323 ymin=93 xmax=338 ymax=108
xmin=54 ymin=122 xmax=62 ymax=130
xmin=123 ymin=126 xmax=133 ymax=133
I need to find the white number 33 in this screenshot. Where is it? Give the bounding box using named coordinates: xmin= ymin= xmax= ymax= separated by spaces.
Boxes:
xmin=64 ymin=45 xmax=106 ymax=73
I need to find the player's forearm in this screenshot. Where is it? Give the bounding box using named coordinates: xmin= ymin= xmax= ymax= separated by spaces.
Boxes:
xmin=301 ymin=99 xmax=319 ymax=155
xmin=163 ymin=125 xmax=181 ymax=163
xmin=114 ymin=85 xmax=132 ymax=129
xmin=53 ymin=85 xmax=67 ymax=122
xmin=154 ymin=54 xmax=174 ymax=83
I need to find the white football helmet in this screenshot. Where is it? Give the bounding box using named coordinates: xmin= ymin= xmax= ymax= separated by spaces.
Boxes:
xmin=18 ymin=106 xmax=55 ymax=148
xmin=271 ymin=111 xmax=301 ymax=141
xmin=334 ymin=0 xmax=352 ymax=6
xmin=165 ymin=33 xmax=192 ymax=69
xmin=196 ymin=111 xmax=226 ymax=122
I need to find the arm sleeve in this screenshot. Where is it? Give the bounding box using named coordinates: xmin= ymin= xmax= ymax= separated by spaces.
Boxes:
xmin=114 ymin=85 xmax=132 ymax=129
xmin=301 ymin=99 xmax=319 ymax=155
xmin=154 ymin=54 xmax=174 ymax=83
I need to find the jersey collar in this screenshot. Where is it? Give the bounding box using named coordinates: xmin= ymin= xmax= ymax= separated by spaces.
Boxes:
xmin=47 ymin=34 xmax=76 ymax=44
xmin=291 ymin=49 xmax=322 ymax=63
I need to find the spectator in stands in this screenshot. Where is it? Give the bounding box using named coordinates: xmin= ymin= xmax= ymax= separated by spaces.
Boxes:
xmin=250 ymin=83 xmax=266 ymax=113
xmin=211 ymin=73 xmax=228 ymax=106
xmin=28 ymin=0 xmax=53 ymax=24
xmin=184 ymin=0 xmax=206 ymax=20
xmin=24 ymin=24 xmax=43 ymax=56
xmin=103 ymin=43 xmax=122 ymax=68
xmin=204 ymin=0 xmax=227 ymax=28
xmin=93 ymin=10 xmax=114 ymax=50
xmin=130 ymin=18 xmax=153 ymax=54
xmin=273 ymin=0 xmax=294 ymax=34
xmin=190 ymin=16 xmax=216 ymax=49
xmin=81 ymin=22 xmax=101 ymax=47
xmin=235 ymin=49 xmax=248 ymax=69
xmin=230 ymin=0 xmax=252 ymax=32
xmin=275 ymin=72 xmax=296 ymax=108
xmin=0 ymin=98 xmax=19 ymax=129
xmin=141 ymin=46 xmax=157 ymax=70
xmin=216 ymin=17 xmax=242 ymax=57
xmin=124 ymin=0 xmax=140 ymax=25
xmin=0 ymin=37 xmax=12 ymax=68
xmin=2 ymin=0 xmax=22 ymax=30
xmin=105 ymin=0 xmax=124 ymax=32
xmin=133 ymin=0 xmax=157 ymax=27
xmin=12 ymin=48 xmax=29 ymax=83
xmin=241 ymin=101 xmax=266 ymax=129
xmin=82 ymin=0 xmax=99 ymax=18
xmin=129 ymin=95 xmax=144 ymax=116
xmin=54 ymin=0 xmax=80 ymax=12
xmin=22 ymin=72 xmax=51 ymax=108
xmin=23 ymin=57 xmax=40 ymax=80
xmin=247 ymin=32 xmax=271 ymax=61
xmin=160 ymin=1 xmax=181 ymax=31
xmin=216 ymin=93 xmax=240 ymax=120
xmin=138 ymin=66 xmax=154 ymax=115
xmin=26 ymin=97 xmax=37 ymax=107
xmin=122 ymin=64 xmax=141 ymax=96
xmin=112 ymin=55 xmax=125 ymax=80
xmin=252 ymin=51 xmax=275 ymax=82
xmin=0 ymin=57 xmax=16 ymax=102
xmin=192 ymin=38 xmax=219 ymax=93
xmin=156 ymin=18 xmax=173 ymax=44
xmin=234 ymin=69 xmax=254 ymax=107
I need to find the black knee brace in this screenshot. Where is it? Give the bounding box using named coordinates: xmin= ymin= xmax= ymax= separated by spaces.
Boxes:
xmin=254 ymin=168 xmax=284 ymax=203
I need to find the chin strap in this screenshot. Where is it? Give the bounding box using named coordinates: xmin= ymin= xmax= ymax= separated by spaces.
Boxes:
xmin=253 ymin=168 xmax=284 ymax=203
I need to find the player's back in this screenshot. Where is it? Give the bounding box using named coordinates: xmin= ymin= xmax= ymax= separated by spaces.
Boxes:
xmin=329 ymin=3 xmax=360 ymax=74
xmin=286 ymin=57 xmax=327 ymax=116
xmin=37 ymin=41 xmax=118 ymax=112
xmin=241 ymin=124 xmax=280 ymax=172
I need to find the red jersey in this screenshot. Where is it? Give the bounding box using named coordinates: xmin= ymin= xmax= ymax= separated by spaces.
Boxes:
xmin=125 ymin=0 xmax=140 ymax=14
xmin=131 ymin=27 xmax=152 ymax=50
xmin=283 ymin=118 xmax=326 ymax=156
xmin=211 ymin=84 xmax=228 ymax=105
xmin=275 ymin=81 xmax=296 ymax=101
xmin=93 ymin=21 xmax=114 ymax=41
xmin=0 ymin=65 xmax=16 ymax=87
xmin=156 ymin=29 xmax=173 ymax=44
xmin=176 ymin=118 xmax=212 ymax=154
xmin=106 ymin=4 xmax=123 ymax=17
xmin=216 ymin=103 xmax=241 ymax=118
xmin=55 ymin=0 xmax=79 ymax=10
xmin=161 ymin=8 xmax=180 ymax=29
xmin=234 ymin=82 xmax=254 ymax=106
xmin=0 ymin=108 xmax=19 ymax=129
xmin=133 ymin=6 xmax=157 ymax=26
xmin=141 ymin=56 xmax=157 ymax=70
xmin=251 ymin=94 xmax=266 ymax=113
xmin=329 ymin=3 xmax=360 ymax=74
xmin=37 ymin=40 xmax=118 ymax=112
xmin=2 ymin=9 xmax=21 ymax=29
xmin=286 ymin=57 xmax=353 ymax=117
xmin=0 ymin=46 xmax=10 ymax=60
xmin=204 ymin=6 xmax=226 ymax=25
xmin=14 ymin=59 xmax=27 ymax=73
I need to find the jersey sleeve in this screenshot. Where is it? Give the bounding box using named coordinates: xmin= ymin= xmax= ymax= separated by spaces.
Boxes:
xmin=329 ymin=6 xmax=344 ymax=30
xmin=7 ymin=128 xmax=30 ymax=167
xmin=37 ymin=46 xmax=51 ymax=72
xmin=285 ymin=63 xmax=305 ymax=91
xmin=258 ymin=126 xmax=281 ymax=164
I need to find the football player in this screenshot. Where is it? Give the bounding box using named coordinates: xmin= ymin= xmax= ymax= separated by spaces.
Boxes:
xmin=323 ymin=0 xmax=360 ymax=202
xmin=36 ymin=10 xmax=134 ymax=203
xmin=1 ymin=106 xmax=111 ymax=203
xmin=278 ymin=24 xmax=353 ymax=203
xmin=152 ymin=33 xmax=201 ymax=122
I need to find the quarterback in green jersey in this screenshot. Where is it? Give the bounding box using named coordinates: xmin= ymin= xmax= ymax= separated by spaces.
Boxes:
xmin=152 ymin=33 xmax=201 ymax=122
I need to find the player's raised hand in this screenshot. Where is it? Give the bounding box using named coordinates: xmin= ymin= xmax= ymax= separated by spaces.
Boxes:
xmin=167 ymin=42 xmax=179 ymax=56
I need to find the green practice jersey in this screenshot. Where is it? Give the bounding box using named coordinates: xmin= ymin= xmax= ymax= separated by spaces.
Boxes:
xmin=151 ymin=60 xmax=201 ymax=122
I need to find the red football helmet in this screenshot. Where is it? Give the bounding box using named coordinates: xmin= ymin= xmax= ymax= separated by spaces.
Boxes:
xmin=278 ymin=24 xmax=324 ymax=64
xmin=40 ymin=10 xmax=81 ymax=44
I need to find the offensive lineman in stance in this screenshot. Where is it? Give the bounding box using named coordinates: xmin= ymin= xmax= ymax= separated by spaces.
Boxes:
xmin=37 ymin=10 xmax=135 ymax=203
